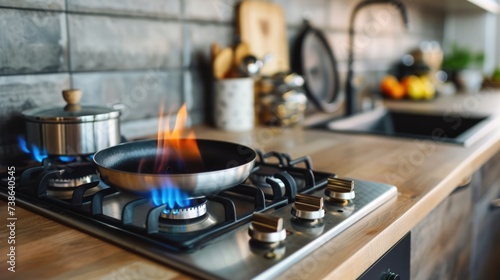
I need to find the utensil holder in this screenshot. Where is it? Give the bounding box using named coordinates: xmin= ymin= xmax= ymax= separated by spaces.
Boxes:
xmin=214 ymin=77 xmax=254 ymax=131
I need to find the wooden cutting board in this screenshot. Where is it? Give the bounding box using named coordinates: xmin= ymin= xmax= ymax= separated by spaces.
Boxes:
xmin=238 ymin=0 xmax=289 ymax=76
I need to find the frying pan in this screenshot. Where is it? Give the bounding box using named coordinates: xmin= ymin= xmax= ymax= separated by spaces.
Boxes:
xmin=93 ymin=139 xmax=256 ymax=198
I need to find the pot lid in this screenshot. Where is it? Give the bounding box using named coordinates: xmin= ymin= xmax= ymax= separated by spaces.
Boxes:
xmin=22 ymin=89 xmax=120 ymax=123
xmin=291 ymin=20 xmax=341 ymax=113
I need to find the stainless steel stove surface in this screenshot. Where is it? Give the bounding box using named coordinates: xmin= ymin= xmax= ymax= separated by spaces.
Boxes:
xmin=0 ymin=151 xmax=397 ymax=280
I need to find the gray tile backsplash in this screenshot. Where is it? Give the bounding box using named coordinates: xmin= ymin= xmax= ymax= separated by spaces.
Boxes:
xmin=272 ymin=0 xmax=327 ymax=27
xmin=0 ymin=73 xmax=70 ymax=159
xmin=185 ymin=22 xmax=234 ymax=67
xmin=73 ymin=70 xmax=183 ymax=122
xmin=68 ymin=14 xmax=182 ymax=71
xmin=0 ymin=9 xmax=67 ymax=75
xmin=0 ymin=1 xmax=445 ymax=161
xmin=67 ymin=0 xmax=181 ymax=18
xmin=326 ymin=32 xmax=403 ymax=62
xmin=0 ymin=0 xmax=65 ymax=10
xmin=0 ymin=73 xmax=70 ymax=110
xmin=184 ymin=0 xmax=239 ymax=22
xmin=184 ymin=69 xmax=208 ymax=112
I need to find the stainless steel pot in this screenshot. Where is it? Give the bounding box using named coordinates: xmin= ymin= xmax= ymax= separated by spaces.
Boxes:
xmin=22 ymin=89 xmax=121 ymax=156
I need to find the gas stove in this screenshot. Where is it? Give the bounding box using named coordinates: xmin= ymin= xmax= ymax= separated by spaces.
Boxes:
xmin=0 ymin=150 xmax=397 ymax=280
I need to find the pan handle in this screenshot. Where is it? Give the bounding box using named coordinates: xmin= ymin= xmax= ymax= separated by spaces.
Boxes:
xmin=112 ymin=103 xmax=127 ymax=112
xmin=491 ymin=198 xmax=500 ymax=210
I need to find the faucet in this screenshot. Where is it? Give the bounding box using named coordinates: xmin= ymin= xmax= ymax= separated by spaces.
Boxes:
xmin=345 ymin=0 xmax=409 ymax=116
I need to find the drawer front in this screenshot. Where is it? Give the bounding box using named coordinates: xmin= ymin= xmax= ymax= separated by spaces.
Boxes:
xmin=358 ymin=233 xmax=410 ymax=280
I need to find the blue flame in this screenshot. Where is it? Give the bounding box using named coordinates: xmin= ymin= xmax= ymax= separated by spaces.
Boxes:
xmin=31 ymin=145 xmax=48 ymax=162
xmin=18 ymin=136 xmax=48 ymax=162
xmin=58 ymin=155 xmax=76 ymax=163
xmin=18 ymin=136 xmax=30 ymax=153
xmin=151 ymin=187 xmax=191 ymax=213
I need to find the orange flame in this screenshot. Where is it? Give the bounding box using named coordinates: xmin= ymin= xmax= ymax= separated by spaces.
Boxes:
xmin=153 ymin=104 xmax=202 ymax=174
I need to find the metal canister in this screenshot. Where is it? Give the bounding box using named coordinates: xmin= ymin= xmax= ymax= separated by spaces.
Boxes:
xmin=257 ymin=73 xmax=307 ymax=126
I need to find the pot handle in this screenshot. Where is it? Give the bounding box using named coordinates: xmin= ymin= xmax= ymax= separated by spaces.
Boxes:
xmin=62 ymin=89 xmax=82 ymax=112
xmin=112 ymin=103 xmax=127 ymax=112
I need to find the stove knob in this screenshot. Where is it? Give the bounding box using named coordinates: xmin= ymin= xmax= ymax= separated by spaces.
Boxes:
xmin=382 ymin=271 xmax=400 ymax=280
xmin=291 ymin=194 xmax=325 ymax=220
xmin=248 ymin=212 xmax=287 ymax=243
xmin=325 ymin=176 xmax=355 ymax=201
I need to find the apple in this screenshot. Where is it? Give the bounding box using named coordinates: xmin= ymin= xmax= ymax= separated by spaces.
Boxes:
xmin=380 ymin=75 xmax=406 ymax=99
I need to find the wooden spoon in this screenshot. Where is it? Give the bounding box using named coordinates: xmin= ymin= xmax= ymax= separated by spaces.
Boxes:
xmin=234 ymin=42 xmax=250 ymax=68
xmin=213 ymin=47 xmax=233 ymax=79
xmin=210 ymin=42 xmax=220 ymax=63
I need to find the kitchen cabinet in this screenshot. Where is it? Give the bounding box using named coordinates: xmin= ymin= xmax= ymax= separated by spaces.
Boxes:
xmin=410 ymin=176 xmax=473 ymax=280
xmin=470 ymin=151 xmax=500 ymax=279
xmin=410 ymin=151 xmax=500 ymax=280
xmin=359 ymin=233 xmax=411 ymax=280
xmin=418 ymin=0 xmax=499 ymax=13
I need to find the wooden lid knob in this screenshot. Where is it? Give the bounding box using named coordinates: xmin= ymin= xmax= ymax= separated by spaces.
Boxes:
xmin=62 ymin=89 xmax=82 ymax=112
xmin=62 ymin=89 xmax=82 ymax=105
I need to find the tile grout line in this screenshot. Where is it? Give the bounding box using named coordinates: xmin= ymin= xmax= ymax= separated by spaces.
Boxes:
xmin=64 ymin=0 xmax=73 ymax=88
xmin=0 ymin=67 xmax=194 ymax=78
xmin=180 ymin=0 xmax=188 ymax=113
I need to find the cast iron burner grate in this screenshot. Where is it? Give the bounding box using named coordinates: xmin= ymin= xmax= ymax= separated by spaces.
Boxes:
xmin=0 ymin=150 xmax=397 ymax=280
xmin=1 ymin=151 xmax=332 ymax=252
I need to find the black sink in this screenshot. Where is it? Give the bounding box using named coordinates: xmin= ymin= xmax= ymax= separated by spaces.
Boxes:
xmin=310 ymin=108 xmax=492 ymax=146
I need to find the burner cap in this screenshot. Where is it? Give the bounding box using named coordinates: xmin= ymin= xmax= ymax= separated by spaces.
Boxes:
xmin=160 ymin=198 xmax=207 ymax=220
xmin=46 ymin=184 xmax=103 ymax=200
xmin=248 ymin=166 xmax=283 ymax=186
xmin=49 ymin=175 xmax=93 ymax=188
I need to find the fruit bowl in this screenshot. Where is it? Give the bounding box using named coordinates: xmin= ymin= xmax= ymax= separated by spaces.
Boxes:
xmin=380 ymin=75 xmax=436 ymax=101
xmin=380 ymin=91 xmax=436 ymax=102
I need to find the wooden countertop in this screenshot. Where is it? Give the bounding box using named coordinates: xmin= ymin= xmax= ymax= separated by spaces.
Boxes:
xmin=2 ymin=92 xmax=500 ymax=279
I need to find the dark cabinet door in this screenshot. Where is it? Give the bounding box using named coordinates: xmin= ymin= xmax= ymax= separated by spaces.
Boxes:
xmin=470 ymin=154 xmax=500 ymax=279
xmin=410 ymin=177 xmax=473 ymax=280
xmin=358 ymin=233 xmax=410 ymax=280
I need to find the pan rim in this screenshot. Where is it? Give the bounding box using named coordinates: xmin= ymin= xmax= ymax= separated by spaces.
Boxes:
xmin=93 ymin=138 xmax=257 ymax=178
